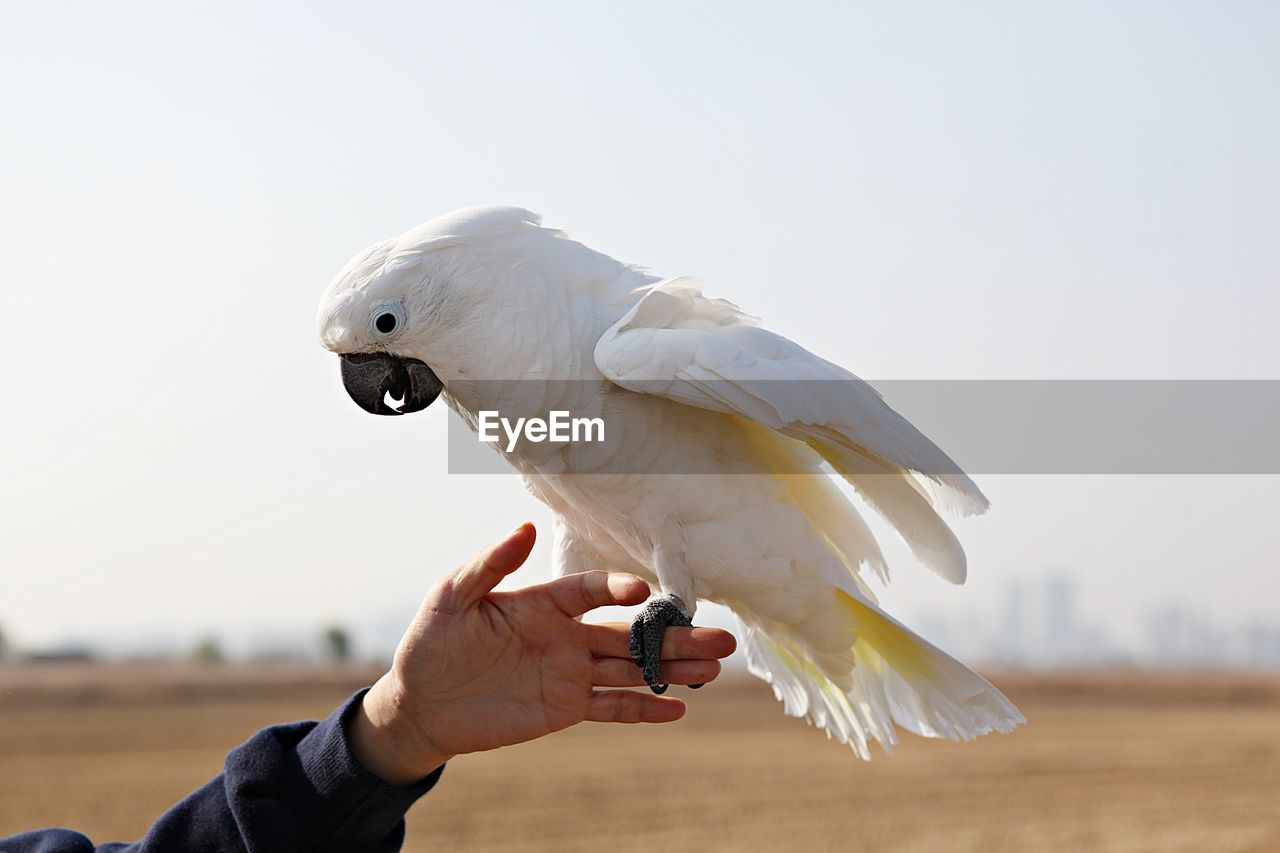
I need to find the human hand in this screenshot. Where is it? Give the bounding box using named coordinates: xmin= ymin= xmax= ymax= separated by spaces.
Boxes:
xmin=347 ymin=522 xmax=737 ymax=784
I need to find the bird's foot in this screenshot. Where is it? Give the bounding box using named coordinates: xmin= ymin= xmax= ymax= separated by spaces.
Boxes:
xmin=629 ymin=595 xmax=701 ymax=694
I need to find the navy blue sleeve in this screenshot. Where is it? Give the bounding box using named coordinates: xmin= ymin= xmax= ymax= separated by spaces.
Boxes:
xmin=0 ymin=689 xmax=443 ymax=853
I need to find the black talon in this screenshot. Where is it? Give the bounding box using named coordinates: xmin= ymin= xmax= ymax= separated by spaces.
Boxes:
xmin=628 ymin=619 xmax=645 ymax=669
xmin=689 ymin=683 xmax=704 ymax=689
xmin=628 ymin=594 xmax=696 ymax=694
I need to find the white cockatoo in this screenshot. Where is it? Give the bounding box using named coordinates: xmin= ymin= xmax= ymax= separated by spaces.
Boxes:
xmin=317 ymin=206 xmax=1024 ymax=757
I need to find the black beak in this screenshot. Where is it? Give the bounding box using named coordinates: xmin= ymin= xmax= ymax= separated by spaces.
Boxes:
xmin=339 ymin=353 xmax=443 ymax=416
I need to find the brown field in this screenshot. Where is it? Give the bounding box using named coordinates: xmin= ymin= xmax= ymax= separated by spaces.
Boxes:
xmin=2 ymin=664 xmax=1279 ymax=852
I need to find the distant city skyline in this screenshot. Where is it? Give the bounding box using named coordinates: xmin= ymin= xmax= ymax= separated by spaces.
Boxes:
xmin=913 ymin=572 xmax=1280 ymax=671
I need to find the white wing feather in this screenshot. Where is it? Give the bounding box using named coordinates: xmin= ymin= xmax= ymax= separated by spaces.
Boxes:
xmin=594 ymin=277 xmax=988 ymax=584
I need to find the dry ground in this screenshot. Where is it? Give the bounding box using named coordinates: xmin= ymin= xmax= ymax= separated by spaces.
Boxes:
xmin=1 ymin=664 xmax=1278 ymax=852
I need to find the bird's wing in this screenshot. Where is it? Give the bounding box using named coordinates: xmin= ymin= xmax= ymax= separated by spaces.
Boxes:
xmin=593 ymin=277 xmax=987 ymax=584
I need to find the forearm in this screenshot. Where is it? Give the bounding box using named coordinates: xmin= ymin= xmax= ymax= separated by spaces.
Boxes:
xmin=0 ymin=690 xmax=443 ymax=853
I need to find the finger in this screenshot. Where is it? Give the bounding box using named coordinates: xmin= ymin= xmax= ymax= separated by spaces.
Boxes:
xmin=443 ymin=523 xmax=536 ymax=611
xmin=587 ymin=624 xmax=737 ymax=661
xmin=592 ymin=656 xmax=721 ymax=688
xmin=548 ymin=571 xmax=649 ymax=617
xmin=586 ymin=690 xmax=686 ymax=724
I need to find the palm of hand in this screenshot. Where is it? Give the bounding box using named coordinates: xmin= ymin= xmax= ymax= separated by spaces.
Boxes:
xmin=397 ymin=588 xmax=602 ymax=756
xmin=351 ymin=523 xmax=734 ymax=785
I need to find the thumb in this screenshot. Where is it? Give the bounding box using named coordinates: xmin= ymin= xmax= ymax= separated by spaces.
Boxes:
xmin=443 ymin=522 xmax=537 ymax=611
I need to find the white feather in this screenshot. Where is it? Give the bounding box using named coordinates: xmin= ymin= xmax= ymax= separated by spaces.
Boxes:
xmin=595 ymin=277 xmax=990 ymax=517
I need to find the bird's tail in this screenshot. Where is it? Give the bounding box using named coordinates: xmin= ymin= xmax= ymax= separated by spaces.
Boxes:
xmin=740 ymin=588 xmax=1025 ymax=759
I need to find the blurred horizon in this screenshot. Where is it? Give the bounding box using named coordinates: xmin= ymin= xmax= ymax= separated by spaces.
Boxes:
xmin=4 ymin=563 xmax=1278 ymax=674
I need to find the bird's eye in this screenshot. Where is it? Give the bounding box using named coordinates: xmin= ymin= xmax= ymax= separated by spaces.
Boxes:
xmin=368 ymin=301 xmax=406 ymax=337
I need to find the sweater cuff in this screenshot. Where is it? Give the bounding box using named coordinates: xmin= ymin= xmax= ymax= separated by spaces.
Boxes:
xmin=296 ymin=689 xmax=443 ymax=847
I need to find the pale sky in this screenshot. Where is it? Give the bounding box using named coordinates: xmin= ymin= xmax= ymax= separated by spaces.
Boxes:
xmin=2 ymin=2 xmax=1277 ymax=656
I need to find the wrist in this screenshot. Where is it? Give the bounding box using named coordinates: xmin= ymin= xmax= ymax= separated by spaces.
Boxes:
xmin=348 ymin=674 xmax=452 ymax=785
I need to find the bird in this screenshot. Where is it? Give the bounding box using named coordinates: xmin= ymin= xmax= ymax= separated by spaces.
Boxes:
xmin=316 ymin=205 xmax=1024 ymax=758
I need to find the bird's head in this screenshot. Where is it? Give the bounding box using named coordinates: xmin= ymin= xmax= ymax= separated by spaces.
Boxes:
xmin=316 ymin=206 xmax=546 ymax=416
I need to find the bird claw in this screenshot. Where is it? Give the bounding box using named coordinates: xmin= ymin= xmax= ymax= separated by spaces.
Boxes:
xmin=628 ymin=595 xmax=699 ymax=693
